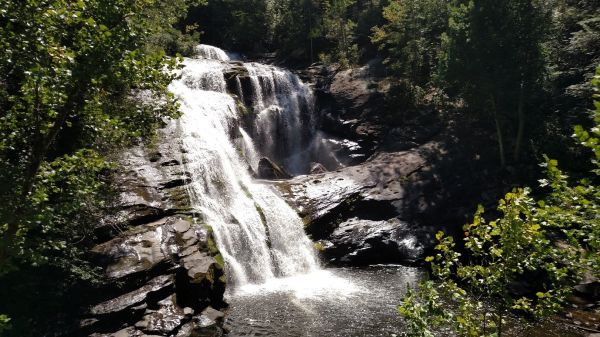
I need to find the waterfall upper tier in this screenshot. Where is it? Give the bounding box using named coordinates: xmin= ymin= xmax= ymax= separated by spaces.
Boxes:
xmin=183 ymin=44 xmax=345 ymax=175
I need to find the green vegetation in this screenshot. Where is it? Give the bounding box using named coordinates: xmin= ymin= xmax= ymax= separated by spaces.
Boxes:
xmin=319 ymin=0 xmax=359 ymax=68
xmin=371 ymin=0 xmax=448 ymax=86
xmin=398 ymin=69 xmax=600 ymax=336
xmin=0 ymin=0 xmax=202 ymax=335
xmin=0 ymin=0 xmax=598 ymax=335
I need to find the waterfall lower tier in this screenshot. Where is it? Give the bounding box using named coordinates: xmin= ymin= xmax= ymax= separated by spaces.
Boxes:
xmin=169 ymin=45 xmax=319 ymax=289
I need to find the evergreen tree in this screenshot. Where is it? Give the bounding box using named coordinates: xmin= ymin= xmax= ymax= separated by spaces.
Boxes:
xmin=442 ymin=0 xmax=550 ymax=166
xmin=371 ymin=0 xmax=449 ymax=85
xmin=320 ymin=0 xmax=359 ymax=68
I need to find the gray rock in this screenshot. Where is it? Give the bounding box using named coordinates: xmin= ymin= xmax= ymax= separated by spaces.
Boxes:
xmin=181 ymin=251 xmax=218 ymax=284
xmin=309 ymin=162 xmax=328 ymax=175
xmin=256 ymin=157 xmax=291 ymax=179
xmin=200 ymin=307 xmax=225 ymax=324
xmin=135 ymin=295 xmax=185 ymax=335
xmin=276 ymin=141 xmax=450 ymax=265
xmin=330 ymin=65 xmax=382 ymax=116
xmin=325 ymin=218 xmax=427 ymax=264
xmin=85 ymin=121 xmax=226 ymax=337
xmin=173 ymin=307 xmax=224 ymax=337
xmin=575 ymin=281 xmax=600 ymax=300
xmin=91 ymin=217 xmax=215 ymax=280
xmin=91 ymin=275 xmax=173 ymax=316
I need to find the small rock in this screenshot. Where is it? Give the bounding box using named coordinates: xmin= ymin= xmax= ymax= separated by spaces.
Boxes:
xmin=201 ymin=307 xmax=225 ymax=323
xmin=309 ymin=162 xmax=327 ymax=174
xmin=256 ymin=158 xmax=290 ymax=179
xmin=148 ymin=152 xmax=162 ymax=162
xmin=173 ymin=219 xmax=192 ymax=233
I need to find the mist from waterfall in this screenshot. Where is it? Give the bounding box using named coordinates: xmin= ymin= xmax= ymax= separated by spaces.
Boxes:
xmin=169 ymin=45 xmax=322 ymax=290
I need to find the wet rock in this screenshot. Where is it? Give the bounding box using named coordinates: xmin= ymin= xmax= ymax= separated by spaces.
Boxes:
xmin=175 ymin=307 xmax=225 ymax=337
xmin=95 ymin=124 xmax=193 ymax=241
xmin=277 ymin=147 xmax=434 ymax=225
xmin=276 ymin=129 xmax=497 ymax=265
xmin=135 ymin=295 xmax=185 ymax=335
xmin=90 ymin=275 xmax=173 ymax=316
xmin=309 ymin=162 xmax=328 ymax=175
xmin=309 ymin=133 xmax=370 ymax=168
xmin=86 ymin=216 xmax=226 ymax=336
xmin=181 ymin=251 xmax=218 ymax=284
xmin=91 ymin=217 xmax=221 ymax=282
xmin=324 ymin=218 xmax=428 ymax=265
xmin=256 ymin=157 xmax=291 ymax=179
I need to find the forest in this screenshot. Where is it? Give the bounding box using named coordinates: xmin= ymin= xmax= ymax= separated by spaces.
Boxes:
xmin=0 ymin=0 xmax=599 ymax=336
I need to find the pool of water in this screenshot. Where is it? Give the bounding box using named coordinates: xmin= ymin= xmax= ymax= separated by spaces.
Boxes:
xmin=223 ymin=265 xmax=588 ymax=337
xmin=224 ymin=265 xmax=425 ymax=337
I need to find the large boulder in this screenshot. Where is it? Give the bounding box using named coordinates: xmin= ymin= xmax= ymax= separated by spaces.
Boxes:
xmin=319 ymin=218 xmax=427 ymax=265
xmin=329 ymin=64 xmax=383 ymax=117
xmin=277 ymin=143 xmax=439 ymax=265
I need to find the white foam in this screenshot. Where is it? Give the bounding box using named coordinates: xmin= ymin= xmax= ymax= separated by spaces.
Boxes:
xmin=233 ymin=270 xmax=363 ymax=299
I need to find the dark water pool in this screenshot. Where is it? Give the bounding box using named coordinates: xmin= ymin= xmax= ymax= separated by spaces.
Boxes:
xmin=223 ymin=265 xmax=586 ymax=337
xmin=224 ymin=266 xmax=425 ymax=337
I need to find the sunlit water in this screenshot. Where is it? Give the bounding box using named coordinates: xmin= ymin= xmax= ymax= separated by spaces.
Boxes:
xmin=171 ymin=45 xmax=319 ymax=287
xmin=224 ymin=266 xmax=426 ymax=337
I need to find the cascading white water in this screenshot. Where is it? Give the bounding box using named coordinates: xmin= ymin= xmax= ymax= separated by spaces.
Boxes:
xmin=169 ymin=45 xmax=320 ymax=289
xmin=243 ymin=63 xmax=316 ymax=174
xmin=194 ymin=44 xmax=233 ymax=61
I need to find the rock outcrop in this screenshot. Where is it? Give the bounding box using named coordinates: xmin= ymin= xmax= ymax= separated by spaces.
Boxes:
xmin=276 ymin=63 xmax=507 ymax=266
xmin=83 ymin=124 xmax=227 ymax=337
xmin=277 ymin=144 xmax=439 ymax=265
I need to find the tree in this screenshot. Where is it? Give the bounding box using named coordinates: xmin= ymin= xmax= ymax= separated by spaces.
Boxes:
xmin=0 ymin=0 xmax=199 ymax=334
xmin=537 ymin=0 xmax=600 ymax=171
xmin=398 ymin=68 xmax=600 ymax=337
xmin=442 ymin=0 xmax=550 ymax=166
xmin=271 ymin=0 xmax=324 ymax=63
xmin=320 ymin=0 xmax=359 ymax=68
xmin=190 ymin=0 xmax=270 ymax=52
xmin=371 ymin=0 xmax=449 ymax=86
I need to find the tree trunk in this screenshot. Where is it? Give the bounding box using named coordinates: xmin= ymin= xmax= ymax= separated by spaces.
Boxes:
xmin=497 ymin=306 xmax=504 ymax=337
xmin=513 ymin=81 xmax=526 ymax=162
xmin=491 ymin=94 xmax=506 ymax=168
xmin=307 ymin=0 xmax=314 ymax=64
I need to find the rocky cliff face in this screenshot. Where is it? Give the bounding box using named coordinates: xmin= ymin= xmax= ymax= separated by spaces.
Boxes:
xmin=281 ymin=63 xmax=506 ymax=266
xmin=82 ymin=124 xmax=227 ymax=337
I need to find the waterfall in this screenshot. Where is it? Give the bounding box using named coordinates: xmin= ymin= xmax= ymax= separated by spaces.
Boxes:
xmin=243 ymin=62 xmax=316 ymax=174
xmin=169 ymin=45 xmax=320 ymax=288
